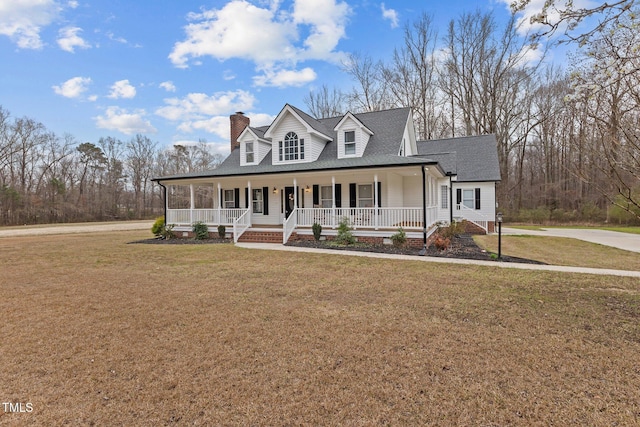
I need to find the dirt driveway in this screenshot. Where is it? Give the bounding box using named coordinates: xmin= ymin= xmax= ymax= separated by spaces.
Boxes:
xmin=0 ymin=221 xmax=150 ymax=237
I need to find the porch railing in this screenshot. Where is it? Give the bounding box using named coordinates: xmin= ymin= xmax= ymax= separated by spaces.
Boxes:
xmin=283 ymin=207 xmax=298 ymax=244
xmin=167 ymin=208 xmax=246 ymax=226
xmin=233 ymin=208 xmax=251 ymax=243
xmin=296 ymin=207 xmax=436 ymax=230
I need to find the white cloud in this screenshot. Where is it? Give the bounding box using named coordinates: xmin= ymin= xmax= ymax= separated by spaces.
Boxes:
xmin=57 ymin=26 xmax=90 ymax=52
xmin=380 ymin=3 xmax=398 ymax=29
xmin=169 ymin=0 xmax=297 ymax=68
xmin=155 ymin=90 xmax=256 ymax=122
xmin=178 ymin=116 xmax=230 ymax=138
xmin=0 ymin=0 xmax=61 ymax=49
xmin=52 ymin=76 xmax=92 ymax=98
xmin=159 ymin=81 xmax=176 ymax=92
xmin=95 ymin=107 xmax=157 ymax=135
xmin=253 ymin=67 xmax=317 ymax=87
xmin=67 ymin=1 xmax=78 ymax=8
xmin=108 ymin=79 xmax=136 ymax=99
xmin=169 ymin=0 xmax=350 ymax=87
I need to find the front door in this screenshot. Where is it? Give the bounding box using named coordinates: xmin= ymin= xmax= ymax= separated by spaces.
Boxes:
xmin=284 ymin=186 xmax=295 ymax=218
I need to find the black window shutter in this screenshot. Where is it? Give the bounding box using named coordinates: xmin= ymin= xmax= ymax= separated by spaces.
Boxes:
xmin=234 ymin=188 xmax=240 ymax=208
xmin=313 ymin=185 xmax=319 ymax=205
xmin=335 ymin=184 xmax=342 ymax=207
xmin=377 ymin=182 xmax=382 ymax=208
xmin=349 ymin=183 xmax=357 ymax=208
xmin=456 ymin=188 xmax=461 ymax=206
xmin=475 ymin=188 xmax=481 ymax=210
xmin=263 ymin=187 xmax=269 ymax=215
xmin=245 ymin=188 xmax=249 ymax=209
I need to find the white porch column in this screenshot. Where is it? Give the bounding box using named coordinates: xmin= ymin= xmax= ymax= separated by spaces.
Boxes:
xmin=293 ymin=178 xmax=297 ymax=208
xmin=331 ymin=176 xmax=336 ymax=229
xmin=247 ymin=180 xmax=252 ymax=223
xmin=374 ymin=174 xmax=379 ymax=230
xmin=190 ymin=184 xmax=195 ymax=224
xmin=217 ymin=182 xmax=221 ymax=224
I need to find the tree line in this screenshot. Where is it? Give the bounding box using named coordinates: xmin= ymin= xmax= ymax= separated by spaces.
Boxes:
xmin=0 ymin=107 xmax=223 ymax=225
xmin=1 ymin=2 xmax=638 ymax=226
xmin=306 ymin=4 xmax=640 ymax=224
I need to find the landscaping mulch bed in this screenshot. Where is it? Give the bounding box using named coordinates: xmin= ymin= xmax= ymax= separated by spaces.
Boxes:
xmin=132 ymin=234 xmax=544 ymax=264
xmin=286 ymin=234 xmax=545 ymax=264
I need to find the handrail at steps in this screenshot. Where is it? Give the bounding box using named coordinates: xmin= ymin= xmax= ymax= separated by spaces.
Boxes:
xmin=233 ymin=208 xmax=251 ymax=243
xmin=455 ymin=204 xmax=490 ymax=232
xmin=283 ymin=208 xmax=298 ymax=244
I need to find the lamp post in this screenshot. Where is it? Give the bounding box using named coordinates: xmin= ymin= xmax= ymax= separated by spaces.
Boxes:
xmin=496 ymin=212 xmax=503 ymax=259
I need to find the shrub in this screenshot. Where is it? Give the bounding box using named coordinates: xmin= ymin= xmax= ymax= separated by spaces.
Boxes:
xmin=217 ymin=224 xmax=226 ymax=239
xmin=192 ymin=221 xmax=209 ymax=240
xmin=390 ymin=227 xmax=407 ymax=247
xmin=312 ymin=222 xmax=322 ymax=241
xmin=433 ymin=236 xmax=450 ymax=251
xmin=437 ymin=220 xmax=466 ymax=239
xmin=151 ymin=216 xmax=165 ymax=236
xmin=151 ymin=216 xmax=174 ymax=239
xmin=335 ymin=217 xmax=356 ymax=245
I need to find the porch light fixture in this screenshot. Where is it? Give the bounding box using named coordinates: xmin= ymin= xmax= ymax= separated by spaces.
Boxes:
xmin=305 ymin=185 xmax=311 ymax=193
xmin=273 ymin=187 xmax=278 ymax=194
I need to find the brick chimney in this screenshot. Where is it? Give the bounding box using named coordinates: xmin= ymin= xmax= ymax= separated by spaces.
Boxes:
xmin=230 ymin=112 xmax=250 ymax=152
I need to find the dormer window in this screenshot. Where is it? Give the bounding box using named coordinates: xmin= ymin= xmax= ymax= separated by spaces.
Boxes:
xmin=246 ymin=142 xmax=254 ymax=163
xmin=279 ymin=132 xmax=305 ymax=161
xmin=344 ymin=131 xmax=356 ymax=155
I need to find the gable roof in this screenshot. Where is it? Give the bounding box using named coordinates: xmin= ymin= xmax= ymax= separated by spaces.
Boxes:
xmin=264 ymin=104 xmax=334 ymax=141
xmin=417 ymin=134 xmax=501 ymax=182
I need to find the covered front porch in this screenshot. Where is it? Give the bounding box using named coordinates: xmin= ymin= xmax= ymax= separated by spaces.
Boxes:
xmin=162 ymin=165 xmax=445 ymax=244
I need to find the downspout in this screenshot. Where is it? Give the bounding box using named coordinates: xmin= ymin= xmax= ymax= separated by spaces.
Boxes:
xmin=449 ymin=174 xmax=453 ymax=224
xmin=157 ymin=181 xmax=167 ymax=223
xmin=419 ymin=165 xmax=427 ymax=256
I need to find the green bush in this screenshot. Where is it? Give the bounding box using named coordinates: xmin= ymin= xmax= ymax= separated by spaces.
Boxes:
xmin=335 ymin=217 xmax=356 ymax=245
xmin=192 ymin=221 xmax=209 ymax=240
xmin=312 ymin=222 xmax=322 ymax=241
xmin=217 ymin=224 xmax=226 ymax=239
xmin=151 ymin=216 xmax=165 ymax=236
xmin=151 ymin=216 xmax=174 ymax=239
xmin=390 ymin=227 xmax=406 ymax=247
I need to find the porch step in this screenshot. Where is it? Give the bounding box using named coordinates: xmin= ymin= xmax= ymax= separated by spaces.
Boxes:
xmin=237 ymin=230 xmax=284 ymax=243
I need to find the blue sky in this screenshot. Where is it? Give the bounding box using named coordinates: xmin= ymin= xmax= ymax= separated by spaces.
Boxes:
xmin=0 ymin=0 xmax=564 ymax=155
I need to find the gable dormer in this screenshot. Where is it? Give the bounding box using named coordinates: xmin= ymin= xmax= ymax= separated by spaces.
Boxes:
xmin=239 ymin=127 xmax=271 ymax=166
xmin=399 ymin=110 xmax=418 ymax=156
xmin=334 ymin=112 xmax=374 ymax=159
xmin=264 ymin=104 xmax=333 ymax=165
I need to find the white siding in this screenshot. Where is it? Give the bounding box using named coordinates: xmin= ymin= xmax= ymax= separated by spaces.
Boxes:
xmin=270 ymin=112 xmax=327 ymax=164
xmin=335 ymin=116 xmax=371 ymax=159
xmin=386 ymin=173 xmax=404 ymax=207
xmin=436 ymin=181 xmax=497 ymax=223
xmin=402 ymin=176 xmax=422 ymax=206
xmin=239 ymin=134 xmax=271 ymax=166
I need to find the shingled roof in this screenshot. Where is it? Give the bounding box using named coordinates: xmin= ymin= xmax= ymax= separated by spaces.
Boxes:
xmin=417 ymin=134 xmax=501 ymax=182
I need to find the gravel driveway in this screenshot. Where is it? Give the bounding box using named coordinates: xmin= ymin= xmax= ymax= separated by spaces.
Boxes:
xmin=0 ymin=221 xmax=150 ymax=237
xmin=503 ymin=227 xmax=640 ymax=253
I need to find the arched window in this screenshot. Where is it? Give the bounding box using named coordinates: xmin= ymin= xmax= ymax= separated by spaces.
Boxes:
xmin=279 ymin=132 xmax=305 ymax=161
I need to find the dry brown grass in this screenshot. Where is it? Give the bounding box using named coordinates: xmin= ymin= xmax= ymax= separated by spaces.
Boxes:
xmin=474 ymin=234 xmax=640 ymax=271
xmin=1 ymin=231 xmax=639 ymax=426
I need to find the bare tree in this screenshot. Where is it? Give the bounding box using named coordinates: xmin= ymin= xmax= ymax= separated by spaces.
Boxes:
xmin=342 ymin=52 xmax=390 ymax=112
xmin=304 ymin=84 xmax=345 ymax=118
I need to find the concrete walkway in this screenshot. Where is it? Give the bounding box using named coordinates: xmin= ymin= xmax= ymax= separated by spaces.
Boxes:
xmin=235 ymin=242 xmax=640 ymax=278
xmin=502 ymin=227 xmax=640 ymax=253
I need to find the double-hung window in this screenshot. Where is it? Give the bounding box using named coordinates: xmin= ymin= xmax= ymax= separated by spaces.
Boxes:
xmin=344 ymin=130 xmax=356 ymax=155
xmin=223 ymin=189 xmax=235 ymax=208
xmin=320 ymin=185 xmax=332 ymax=208
xmin=441 ymin=185 xmax=448 ymax=209
xmin=462 ymin=189 xmax=475 ymax=209
xmin=357 ymin=184 xmax=373 ymax=207
xmin=252 ymin=188 xmax=263 ymax=213
xmin=245 ymin=142 xmax=254 ymax=163
xmin=279 ymin=132 xmax=305 ymax=161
